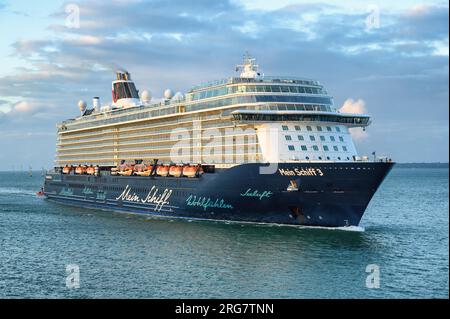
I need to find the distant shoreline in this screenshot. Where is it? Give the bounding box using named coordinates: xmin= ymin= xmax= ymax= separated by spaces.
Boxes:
xmin=394 ymin=163 xmax=449 ymax=168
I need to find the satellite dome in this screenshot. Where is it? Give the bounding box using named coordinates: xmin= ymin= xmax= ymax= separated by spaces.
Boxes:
xmin=78 ymin=100 xmax=87 ymax=112
xmin=173 ymin=92 xmax=184 ymax=101
xmin=164 ymin=89 xmax=174 ymax=100
xmin=140 ymin=90 xmax=152 ymax=104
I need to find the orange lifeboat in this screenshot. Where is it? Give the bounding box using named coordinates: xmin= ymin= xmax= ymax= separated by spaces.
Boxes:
xmin=62 ymin=165 xmax=72 ymax=174
xmin=86 ymin=165 xmax=95 ymax=175
xmin=133 ymin=163 xmax=145 ymax=175
xmin=169 ymin=165 xmax=183 ymax=177
xmin=156 ymin=165 xmax=170 ymax=177
xmin=135 ymin=164 xmax=153 ymax=176
xmin=183 ymin=164 xmax=203 ymax=178
xmin=75 ymin=165 xmax=87 ymax=174
xmin=117 ymin=163 xmax=134 ymax=176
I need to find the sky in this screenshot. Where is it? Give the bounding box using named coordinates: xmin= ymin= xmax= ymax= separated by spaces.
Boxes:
xmin=0 ymin=0 xmax=448 ymax=170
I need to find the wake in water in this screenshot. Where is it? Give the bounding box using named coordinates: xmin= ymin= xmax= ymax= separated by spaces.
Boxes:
xmin=141 ymin=213 xmax=366 ymax=232
xmin=0 ymin=187 xmax=38 ymax=197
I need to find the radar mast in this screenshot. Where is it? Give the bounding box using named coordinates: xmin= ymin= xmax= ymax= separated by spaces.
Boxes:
xmin=235 ymin=52 xmax=261 ymax=78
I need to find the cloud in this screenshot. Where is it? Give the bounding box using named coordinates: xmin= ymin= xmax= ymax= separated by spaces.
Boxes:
xmin=0 ymin=0 xmax=448 ymax=166
xmin=339 ymin=98 xmax=369 ymax=141
xmin=339 ymin=98 xmax=367 ymax=114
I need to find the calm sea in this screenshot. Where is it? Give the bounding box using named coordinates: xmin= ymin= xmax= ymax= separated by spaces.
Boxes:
xmin=0 ymin=168 xmax=448 ymax=298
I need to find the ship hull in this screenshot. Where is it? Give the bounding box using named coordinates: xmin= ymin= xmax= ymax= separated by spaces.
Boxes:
xmin=43 ymin=162 xmax=393 ymax=227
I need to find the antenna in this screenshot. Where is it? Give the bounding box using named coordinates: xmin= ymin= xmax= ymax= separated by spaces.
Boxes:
xmin=235 ymin=52 xmax=260 ymax=78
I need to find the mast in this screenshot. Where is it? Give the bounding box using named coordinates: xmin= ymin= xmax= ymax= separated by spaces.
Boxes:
xmin=235 ymin=52 xmax=261 ymax=78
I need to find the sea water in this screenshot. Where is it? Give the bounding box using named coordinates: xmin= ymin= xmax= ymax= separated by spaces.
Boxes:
xmin=0 ymin=168 xmax=448 ymax=298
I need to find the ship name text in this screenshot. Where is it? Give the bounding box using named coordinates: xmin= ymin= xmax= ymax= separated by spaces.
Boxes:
xmin=278 ymin=168 xmax=324 ymax=177
xmin=116 ymin=185 xmax=172 ymax=211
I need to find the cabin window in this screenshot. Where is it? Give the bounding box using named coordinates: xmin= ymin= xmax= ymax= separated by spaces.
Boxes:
xmin=339 ymin=136 xmax=344 ymax=142
xmin=282 ymin=125 xmax=289 ymax=131
xmin=326 ymin=126 xmax=332 ymax=132
xmin=342 ymin=146 xmax=348 ymax=152
xmin=288 ymin=145 xmax=295 ymax=151
xmin=330 ymin=136 xmax=336 ymax=142
xmin=298 ymin=135 xmax=304 ymax=141
xmin=312 ymin=145 xmax=319 ymax=151
xmin=320 ymin=136 xmax=326 ymax=141
xmin=301 ymin=145 xmax=307 ymax=151
xmin=309 ymin=135 xmax=316 ymax=141
xmin=285 ymin=135 xmax=292 ymax=141
xmin=294 ymin=125 xmax=301 ymax=131
xmin=306 ymin=126 xmax=312 ymax=131
xmin=317 ymin=126 xmax=323 ymax=131
xmin=323 ymin=145 xmax=329 ymax=151
xmin=336 ymin=126 xmax=341 ymax=132
xmin=333 ymin=146 xmax=339 ymax=151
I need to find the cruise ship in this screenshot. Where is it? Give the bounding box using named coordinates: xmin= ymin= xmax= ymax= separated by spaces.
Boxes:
xmin=43 ymin=54 xmax=394 ymax=227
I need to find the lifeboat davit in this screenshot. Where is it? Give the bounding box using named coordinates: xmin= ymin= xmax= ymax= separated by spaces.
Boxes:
xmin=156 ymin=165 xmax=170 ymax=176
xmin=169 ymin=165 xmax=183 ymax=177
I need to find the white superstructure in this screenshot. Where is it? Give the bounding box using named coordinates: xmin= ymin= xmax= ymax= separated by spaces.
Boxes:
xmin=55 ymin=55 xmax=370 ymax=168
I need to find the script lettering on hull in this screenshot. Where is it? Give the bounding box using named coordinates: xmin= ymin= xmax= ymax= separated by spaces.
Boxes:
xmin=116 ymin=185 xmax=172 ymax=211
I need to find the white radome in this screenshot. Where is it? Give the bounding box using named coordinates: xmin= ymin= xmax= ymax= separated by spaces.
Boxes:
xmin=78 ymin=100 xmax=87 ymax=112
xmin=173 ymin=92 xmax=184 ymax=101
xmin=140 ymin=90 xmax=151 ymax=103
xmin=164 ymin=89 xmax=174 ymax=100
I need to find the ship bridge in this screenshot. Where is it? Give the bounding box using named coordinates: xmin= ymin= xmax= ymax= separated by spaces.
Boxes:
xmin=231 ymin=110 xmax=371 ymax=128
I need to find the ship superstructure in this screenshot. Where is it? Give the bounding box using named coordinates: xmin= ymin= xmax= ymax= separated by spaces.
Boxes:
xmin=56 ymin=54 xmax=369 ymax=168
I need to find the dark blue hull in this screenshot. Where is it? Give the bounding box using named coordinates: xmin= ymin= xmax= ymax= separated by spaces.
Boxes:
xmin=43 ymin=162 xmax=393 ymax=227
